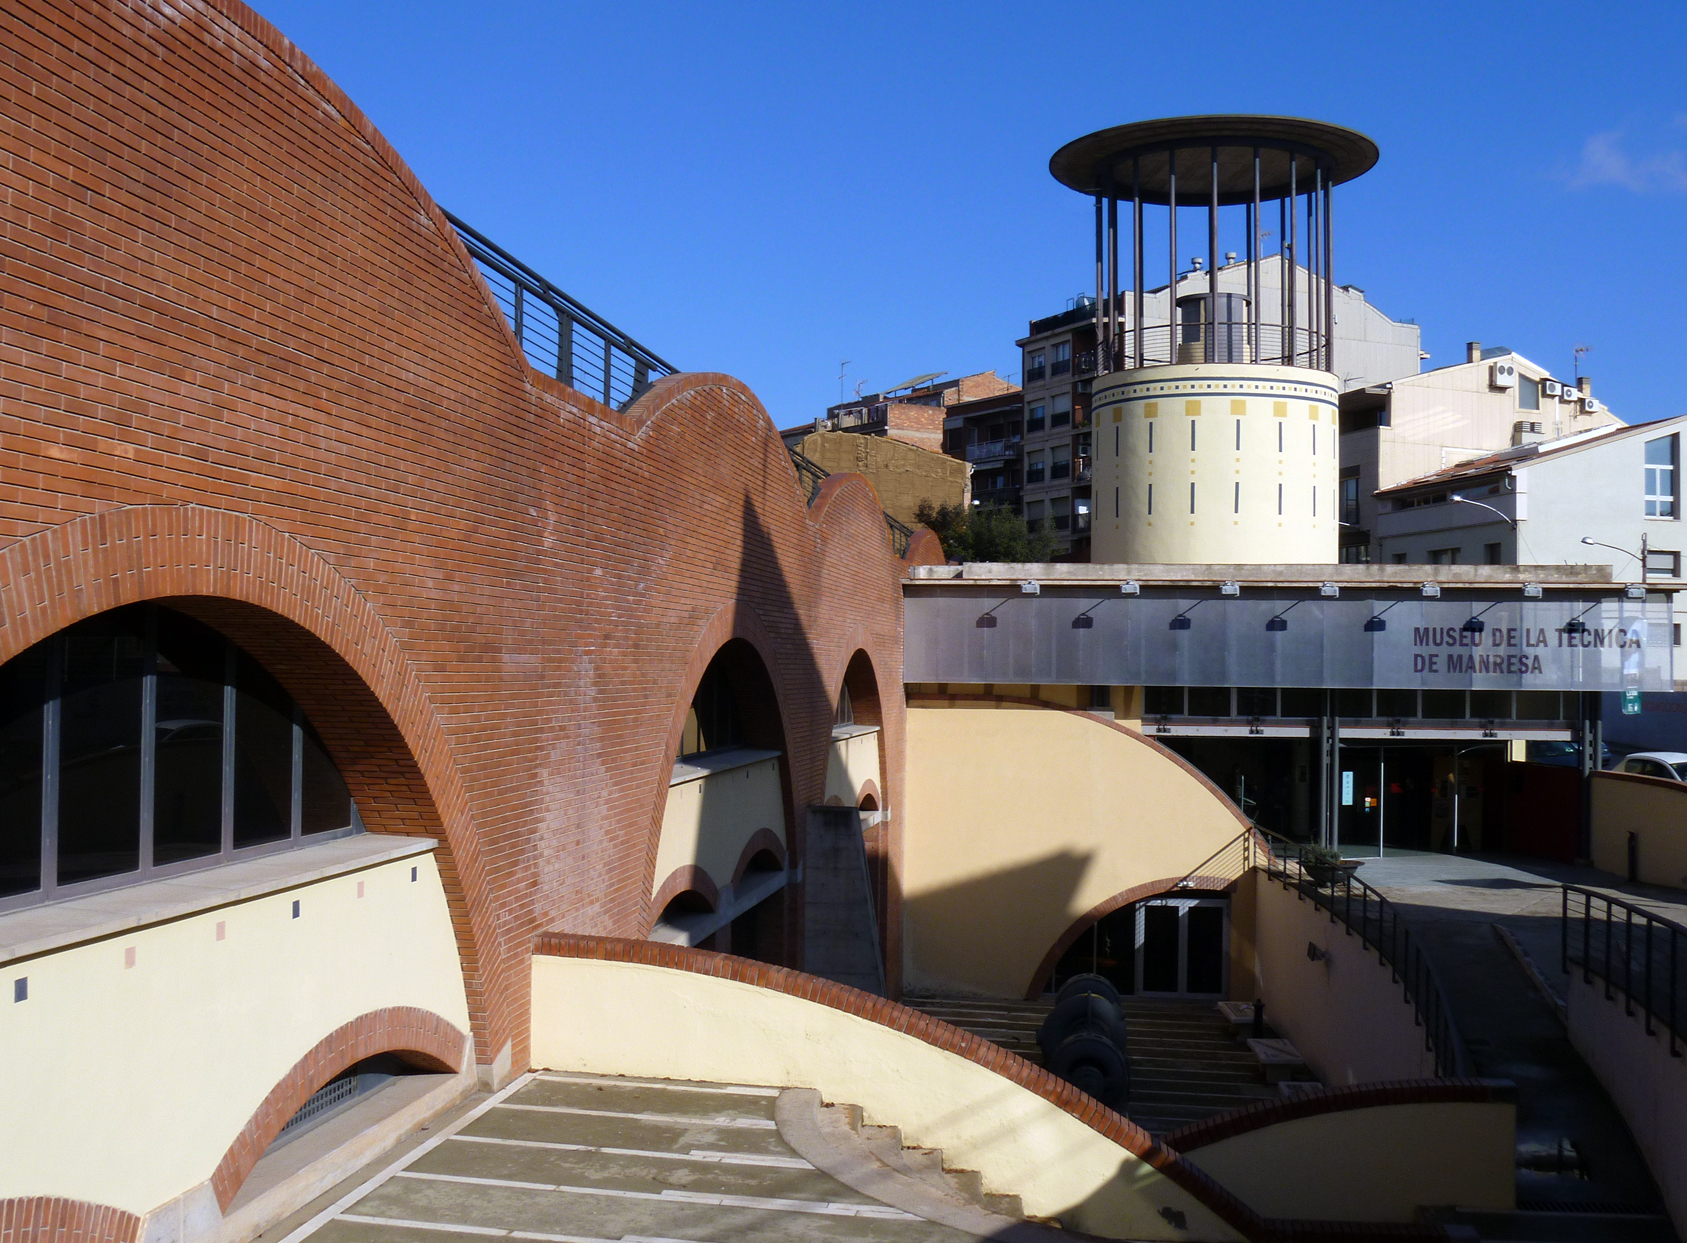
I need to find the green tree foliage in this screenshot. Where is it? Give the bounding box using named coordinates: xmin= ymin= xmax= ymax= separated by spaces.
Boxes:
xmin=914 ymin=500 xmax=1059 ymax=563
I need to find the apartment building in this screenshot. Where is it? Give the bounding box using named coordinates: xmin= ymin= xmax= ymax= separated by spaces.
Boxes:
xmin=942 ymin=387 xmax=1026 ymax=515
xmin=1339 ymin=343 xmax=1623 ymax=563
xmin=1374 ymin=413 xmax=1687 ymax=685
xmin=783 ymin=369 xmax=1018 ymax=453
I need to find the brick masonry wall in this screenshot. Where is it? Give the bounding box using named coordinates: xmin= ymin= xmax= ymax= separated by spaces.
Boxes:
xmin=0 ymin=0 xmax=907 ymax=1092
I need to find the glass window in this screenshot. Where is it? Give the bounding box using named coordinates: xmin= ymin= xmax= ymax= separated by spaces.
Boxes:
xmin=1236 ymin=687 xmax=1276 ymax=717
xmin=1470 ymin=689 xmax=1511 ymax=720
xmin=1187 ymin=687 xmax=1230 ymax=716
xmin=57 ymin=609 xmax=148 ymax=885
xmin=1515 ymin=691 xmax=1563 ymax=720
xmin=1051 ymin=341 xmax=1072 ymax=376
xmin=1376 ymin=689 xmax=1417 ymax=718
xmin=1646 ymin=435 xmax=1678 ymax=517
xmin=233 ymin=650 xmax=293 ymax=848
xmin=0 ymin=643 xmax=48 ymax=899
xmin=1050 ymin=395 xmax=1072 ymax=429
xmin=0 ymin=604 xmax=360 ymax=910
xmin=1422 ymin=690 xmax=1466 ymax=719
xmin=1143 ymin=686 xmax=1183 ymax=715
xmin=1339 ymin=475 xmax=1360 ymax=527
xmin=1279 ymin=688 xmax=1323 ymax=718
xmin=1026 ymin=404 xmax=1046 ymax=432
xmin=1334 ymin=689 xmax=1371 ymax=717
xmin=1518 ymin=377 xmax=1540 ymax=411
xmin=1429 ymin=547 xmax=1460 ymax=565
xmin=1025 ymin=352 xmax=1046 ymax=383
xmin=153 ymin=610 xmax=225 ymax=865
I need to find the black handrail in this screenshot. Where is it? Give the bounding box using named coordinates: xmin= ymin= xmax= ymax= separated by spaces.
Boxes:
xmin=1262 ymin=838 xmax=1470 ymax=1078
xmin=785 ymin=446 xmax=912 ymax=558
xmin=446 ymin=212 xmax=678 ymax=412
xmin=1562 ymin=885 xmax=1686 ymax=1058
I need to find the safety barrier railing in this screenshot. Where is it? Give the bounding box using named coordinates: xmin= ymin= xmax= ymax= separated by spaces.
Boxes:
xmin=446 ymin=212 xmax=678 ymax=412
xmin=1563 ymin=885 xmax=1686 ymax=1057
xmin=785 ymin=446 xmax=913 ymax=558
xmin=1257 ymin=827 xmax=1469 ymax=1078
xmin=1076 ymin=324 xmax=1332 ymax=376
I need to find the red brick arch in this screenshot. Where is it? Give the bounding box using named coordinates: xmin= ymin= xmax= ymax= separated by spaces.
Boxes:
xmin=0 ymin=505 xmax=505 ymax=1062
xmin=0 ymin=1199 xmax=140 ymax=1243
xmin=209 ymin=1006 xmax=467 ymax=1210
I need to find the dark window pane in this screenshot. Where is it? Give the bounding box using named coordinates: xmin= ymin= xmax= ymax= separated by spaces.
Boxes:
xmin=1140 ymin=905 xmax=1180 ymax=992
xmin=1236 ymin=687 xmax=1276 ymax=717
xmin=1143 ymin=686 xmax=1183 ymax=716
xmin=233 ymin=651 xmax=291 ymax=848
xmin=1187 ymin=687 xmax=1230 ymax=716
xmin=1279 ymin=688 xmax=1324 ymax=718
xmin=1470 ymin=690 xmax=1511 ymax=720
xmin=1515 ymin=691 xmax=1562 ymax=721
xmin=153 ymin=611 xmax=225 ymax=865
xmin=300 ymin=718 xmax=352 ymax=835
xmin=58 ymin=610 xmax=146 ymax=884
xmin=0 ymin=641 xmax=49 ymax=898
xmin=1423 ymin=690 xmax=1466 ymax=719
xmin=1185 ymin=905 xmax=1226 ymax=994
xmin=1335 ymin=689 xmax=1371 ymax=717
xmin=1376 ymin=689 xmax=1417 ymax=718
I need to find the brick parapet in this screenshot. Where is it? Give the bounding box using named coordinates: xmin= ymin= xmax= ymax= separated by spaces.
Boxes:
xmin=0 ymin=1200 xmax=139 ymax=1243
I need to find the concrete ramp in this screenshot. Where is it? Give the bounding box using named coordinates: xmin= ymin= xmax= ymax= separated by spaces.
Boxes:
xmin=802 ymin=806 xmax=886 ymax=996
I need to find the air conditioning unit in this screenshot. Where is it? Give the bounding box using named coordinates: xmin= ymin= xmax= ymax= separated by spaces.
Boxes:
xmin=1489 ymin=362 xmax=1517 ymax=389
xmin=1542 ymin=379 xmax=1562 ymax=397
xmin=1583 ymin=396 xmax=1603 ymax=413
xmin=1560 ymin=386 xmax=1580 ymax=402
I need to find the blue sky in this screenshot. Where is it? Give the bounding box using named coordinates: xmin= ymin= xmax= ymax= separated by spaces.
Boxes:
xmin=260 ymin=0 xmax=1687 ymax=428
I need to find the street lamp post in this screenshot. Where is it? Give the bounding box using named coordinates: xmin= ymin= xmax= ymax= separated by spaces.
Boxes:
xmin=1581 ymin=534 xmax=1649 ymax=585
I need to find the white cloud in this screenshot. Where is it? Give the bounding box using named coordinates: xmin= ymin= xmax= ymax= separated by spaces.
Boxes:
xmin=1568 ymin=130 xmax=1687 ymax=193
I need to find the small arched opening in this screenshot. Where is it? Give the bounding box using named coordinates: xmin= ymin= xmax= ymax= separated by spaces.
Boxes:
xmin=653 ymin=639 xmax=792 ymax=961
xmin=831 ymin=651 xmax=890 ymax=967
xmin=1045 ymin=893 xmax=1230 ymax=1000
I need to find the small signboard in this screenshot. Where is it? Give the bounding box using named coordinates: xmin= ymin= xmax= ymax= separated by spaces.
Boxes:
xmin=1623 ymin=688 xmax=1642 ymax=715
xmin=1341 ymin=771 xmax=1354 ymax=806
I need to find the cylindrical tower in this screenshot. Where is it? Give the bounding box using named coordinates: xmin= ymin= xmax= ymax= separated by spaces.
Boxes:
xmin=1048 ymin=116 xmax=1378 ymax=564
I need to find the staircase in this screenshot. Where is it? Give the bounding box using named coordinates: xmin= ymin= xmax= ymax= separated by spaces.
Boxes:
xmin=825 ymin=1101 xmax=1028 ymax=1219
xmin=907 ymin=993 xmax=1284 ymax=1137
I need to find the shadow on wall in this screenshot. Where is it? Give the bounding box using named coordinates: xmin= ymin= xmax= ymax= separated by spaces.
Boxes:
xmin=903 ymin=850 xmax=1094 ymax=997
xmin=681 ymin=496 xmax=834 ymax=969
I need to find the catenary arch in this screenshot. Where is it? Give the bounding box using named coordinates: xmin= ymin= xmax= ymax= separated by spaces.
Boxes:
xmin=0 ymin=505 xmax=503 ymax=1063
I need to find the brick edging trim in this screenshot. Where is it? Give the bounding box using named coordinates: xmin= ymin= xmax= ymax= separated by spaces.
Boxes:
xmin=1023 ymin=874 xmax=1238 ymax=1001
xmin=730 ymin=829 xmax=789 ymax=887
xmin=0 ymin=1198 xmax=139 ymax=1243
xmin=531 ymin=934 xmax=1260 ymax=1235
xmin=652 ymin=865 xmax=721 ymax=917
xmin=208 ymin=1007 xmax=467 ymax=1210
xmin=1162 ymin=1079 xmax=1515 ymax=1153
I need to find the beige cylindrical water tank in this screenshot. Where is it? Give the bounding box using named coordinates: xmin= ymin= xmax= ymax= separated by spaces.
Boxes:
xmin=1090 ymin=363 xmax=1339 ymax=564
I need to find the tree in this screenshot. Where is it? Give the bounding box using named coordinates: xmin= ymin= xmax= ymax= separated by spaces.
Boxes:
xmin=914 ymin=500 xmax=1058 ymax=563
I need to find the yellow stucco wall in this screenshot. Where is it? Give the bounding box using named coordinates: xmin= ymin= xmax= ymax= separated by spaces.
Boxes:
xmin=530 ymin=954 xmax=1243 ymax=1241
xmin=0 ymin=849 xmax=469 ymax=1216
xmin=824 ymin=726 xmax=882 ymax=806
xmin=794 ymin=431 xmax=970 ymax=527
xmin=1180 ymin=1101 xmax=1514 ymax=1219
xmin=1591 ymin=773 xmax=1687 ymax=889
xmin=1252 ymin=872 xmax=1438 ymax=1084
xmin=902 ymin=699 xmax=1248 ymax=997
xmin=654 ymin=755 xmax=786 ymax=898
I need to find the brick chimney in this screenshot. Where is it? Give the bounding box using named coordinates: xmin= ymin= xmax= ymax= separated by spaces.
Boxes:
xmin=1578 ymin=376 xmax=1592 ymax=397
xmin=1466 ymin=341 xmax=1482 ymax=364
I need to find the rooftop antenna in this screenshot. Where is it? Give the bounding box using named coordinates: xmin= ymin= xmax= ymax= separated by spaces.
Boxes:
xmin=838 ymin=360 xmax=850 ymax=403
xmin=1574 ymin=343 xmax=1591 ymax=381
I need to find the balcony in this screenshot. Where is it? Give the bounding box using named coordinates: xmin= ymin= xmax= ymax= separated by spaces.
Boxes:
xmin=1075 ymin=461 xmax=1093 ymax=484
xmin=1025 ymin=365 xmax=1046 ymax=383
xmin=1051 ymin=358 xmax=1072 ymax=377
xmin=966 ymin=436 xmax=1021 ymax=464
xmin=1052 ymin=514 xmax=1071 ymax=532
xmin=1051 ymin=460 xmax=1072 ymax=481
xmin=1073 ymin=512 xmax=1092 ymax=534
xmin=1026 ymin=466 xmax=1046 ymax=485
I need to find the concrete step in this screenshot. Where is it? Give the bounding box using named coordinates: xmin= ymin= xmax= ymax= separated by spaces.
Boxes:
xmin=845 ymin=1109 xmax=1022 ymax=1219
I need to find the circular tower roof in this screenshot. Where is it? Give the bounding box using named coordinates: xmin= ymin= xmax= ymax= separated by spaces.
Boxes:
xmin=1049 ymin=115 xmax=1378 ymax=205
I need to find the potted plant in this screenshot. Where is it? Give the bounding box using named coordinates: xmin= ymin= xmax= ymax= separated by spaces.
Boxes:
xmin=1299 ymin=843 xmax=1360 ymax=888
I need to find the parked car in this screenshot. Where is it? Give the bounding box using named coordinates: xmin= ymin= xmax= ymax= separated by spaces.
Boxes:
xmin=1615 ymin=752 xmax=1687 ymax=783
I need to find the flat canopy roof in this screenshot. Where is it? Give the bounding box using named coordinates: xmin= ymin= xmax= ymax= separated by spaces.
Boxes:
xmin=906 ymin=562 xmax=1658 ymax=593
xmin=1049 ymin=115 xmax=1379 ymax=205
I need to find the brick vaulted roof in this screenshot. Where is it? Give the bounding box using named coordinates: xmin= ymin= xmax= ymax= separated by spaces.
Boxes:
xmin=0 ymin=0 xmax=909 ymax=1086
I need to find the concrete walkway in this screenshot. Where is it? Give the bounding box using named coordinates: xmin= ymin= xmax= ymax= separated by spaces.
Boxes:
xmin=274 ymin=1073 xmax=981 ymax=1243
xmin=1356 ymin=851 xmax=1677 ymax=1216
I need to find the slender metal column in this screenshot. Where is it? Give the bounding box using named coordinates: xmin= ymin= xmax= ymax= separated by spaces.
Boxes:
xmin=1133 ymin=160 xmax=1144 ymax=368
xmin=1108 ymin=191 xmax=1119 ymax=360
xmin=1251 ymin=147 xmax=1261 ymax=364
xmin=1287 ymin=156 xmax=1298 ymax=366
xmin=1278 ymin=194 xmax=1287 ymax=363
xmin=1207 ymin=146 xmax=1219 ymax=363
xmin=1323 ymin=173 xmax=1335 ymax=374
xmin=1309 ymin=168 xmax=1320 ymax=366
xmin=1168 ymin=149 xmax=1178 ymax=357
xmin=1094 ymin=193 xmax=1104 ymax=347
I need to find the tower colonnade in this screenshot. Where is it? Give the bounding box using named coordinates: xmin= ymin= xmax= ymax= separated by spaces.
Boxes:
xmin=1049 ymin=115 xmax=1378 ymax=564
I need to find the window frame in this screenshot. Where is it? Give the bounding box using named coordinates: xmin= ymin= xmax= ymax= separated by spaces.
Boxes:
xmin=1645 ymin=434 xmax=1679 ymax=518
xmin=0 ymin=605 xmax=361 ymax=916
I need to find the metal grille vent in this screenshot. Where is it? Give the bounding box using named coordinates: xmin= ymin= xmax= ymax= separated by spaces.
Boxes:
xmin=278 ymin=1072 xmax=361 ymax=1136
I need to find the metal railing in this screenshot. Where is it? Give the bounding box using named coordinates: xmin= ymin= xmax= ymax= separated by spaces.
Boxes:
xmin=1077 ymin=324 xmax=1332 ymax=376
xmin=446 ymin=212 xmax=678 ymax=412
xmin=1563 ymin=886 xmax=1686 ymax=1057
xmin=1259 ymin=829 xmax=1470 ymax=1078
xmin=786 ymin=446 xmax=912 ymax=558
xmin=965 ymin=437 xmax=1020 ymax=463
